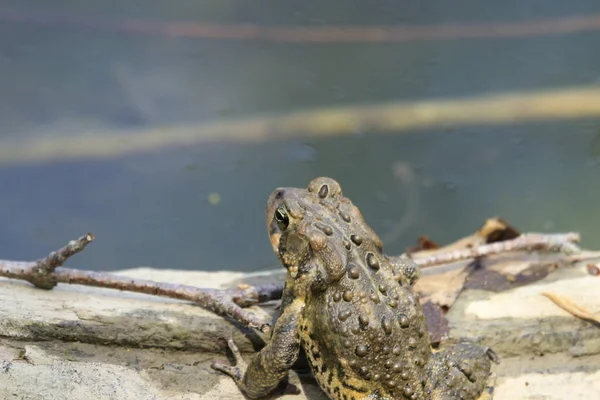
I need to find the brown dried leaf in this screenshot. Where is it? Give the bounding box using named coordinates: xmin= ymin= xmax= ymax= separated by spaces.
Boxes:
xmin=416 ymin=261 xmax=471 ymax=308
xmin=478 ymin=217 xmax=521 ymax=243
xmin=413 ymin=217 xmax=521 ymax=259
xmin=411 ymin=218 xmax=581 ymax=311
xmin=587 ymin=264 xmax=600 ymax=276
xmin=541 ymin=292 xmax=600 ymax=323
xmin=422 ymin=301 xmax=449 ymax=345
xmin=465 ymin=263 xmax=557 ymax=292
xmin=406 ymin=236 xmax=440 ymax=254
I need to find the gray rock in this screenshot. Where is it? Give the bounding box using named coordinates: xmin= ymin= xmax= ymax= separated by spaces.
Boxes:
xmin=1 ymin=264 xmax=599 ymax=399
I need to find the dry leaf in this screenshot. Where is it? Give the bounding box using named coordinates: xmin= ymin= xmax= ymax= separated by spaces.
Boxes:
xmin=465 ymin=263 xmax=557 ymax=292
xmin=541 ymin=292 xmax=600 ymax=323
xmin=587 ymin=264 xmax=600 ymax=276
xmin=421 ymin=301 xmax=449 ymax=345
xmin=478 ymin=217 xmax=521 ymax=243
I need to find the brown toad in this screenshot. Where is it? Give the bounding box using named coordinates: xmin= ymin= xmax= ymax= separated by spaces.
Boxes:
xmin=212 ymin=177 xmax=495 ymax=400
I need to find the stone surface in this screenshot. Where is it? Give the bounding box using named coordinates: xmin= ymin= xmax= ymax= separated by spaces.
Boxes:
xmin=1 ymin=264 xmax=599 ymax=399
xmin=447 ymin=266 xmax=600 ymax=358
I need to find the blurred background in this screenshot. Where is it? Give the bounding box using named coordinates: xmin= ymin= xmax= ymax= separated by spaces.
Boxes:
xmin=1 ymin=1 xmax=600 ymax=273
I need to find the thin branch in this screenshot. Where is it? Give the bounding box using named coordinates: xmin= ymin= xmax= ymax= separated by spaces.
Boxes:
xmin=416 ymin=233 xmax=580 ymax=275
xmin=53 ymin=268 xmax=276 ymax=332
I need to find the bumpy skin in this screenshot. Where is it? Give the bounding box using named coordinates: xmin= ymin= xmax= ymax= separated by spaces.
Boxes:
xmin=212 ymin=177 xmax=494 ymax=400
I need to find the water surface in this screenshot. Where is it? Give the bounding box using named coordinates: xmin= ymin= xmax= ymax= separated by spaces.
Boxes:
xmin=1 ymin=1 xmax=600 ymax=272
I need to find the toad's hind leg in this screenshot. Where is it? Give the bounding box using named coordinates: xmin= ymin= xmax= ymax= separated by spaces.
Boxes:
xmin=426 ymin=342 xmax=499 ymax=400
xmin=211 ymin=299 xmax=304 ymax=399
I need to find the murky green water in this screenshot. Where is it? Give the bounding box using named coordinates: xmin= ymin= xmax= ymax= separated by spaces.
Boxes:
xmin=1 ymin=1 xmax=600 ymax=272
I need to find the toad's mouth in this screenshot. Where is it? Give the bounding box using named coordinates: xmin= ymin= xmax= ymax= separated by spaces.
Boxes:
xmin=267 ymin=227 xmax=296 ymax=276
xmin=268 ymin=228 xmax=281 ymax=255
xmin=270 ymin=228 xmax=313 ymax=280
xmin=286 ymin=265 xmax=299 ymax=279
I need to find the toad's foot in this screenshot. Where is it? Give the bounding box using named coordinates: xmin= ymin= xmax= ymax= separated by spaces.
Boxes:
xmin=211 ymin=337 xmax=301 ymax=399
xmin=427 ymin=343 xmax=499 ymax=400
xmin=212 ymin=300 xmax=303 ymax=398
xmin=211 ymin=338 xmax=248 ymax=383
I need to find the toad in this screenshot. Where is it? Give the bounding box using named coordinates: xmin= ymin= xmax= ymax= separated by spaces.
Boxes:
xmin=212 ymin=177 xmax=496 ymax=399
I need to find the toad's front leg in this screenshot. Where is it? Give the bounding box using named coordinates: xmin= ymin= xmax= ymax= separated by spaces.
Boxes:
xmin=211 ymin=299 xmax=305 ymax=399
xmin=388 ymin=254 xmax=421 ymax=286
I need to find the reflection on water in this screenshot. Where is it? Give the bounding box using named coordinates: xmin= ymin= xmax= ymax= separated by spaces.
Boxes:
xmin=1 ymin=2 xmax=600 ymax=272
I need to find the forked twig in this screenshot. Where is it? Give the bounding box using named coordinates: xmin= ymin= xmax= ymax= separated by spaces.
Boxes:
xmin=0 ymin=234 xmax=277 ymax=332
xmin=0 ymin=233 xmax=95 ymax=289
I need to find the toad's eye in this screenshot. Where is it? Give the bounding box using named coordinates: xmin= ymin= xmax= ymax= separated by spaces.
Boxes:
xmin=274 ymin=207 xmax=290 ymax=230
